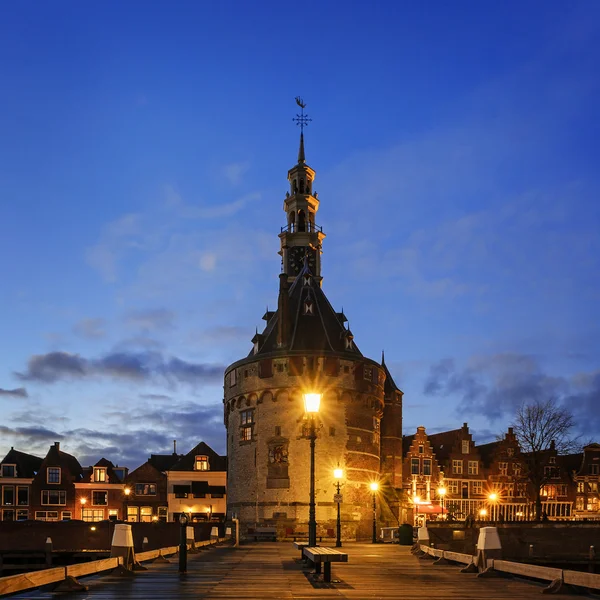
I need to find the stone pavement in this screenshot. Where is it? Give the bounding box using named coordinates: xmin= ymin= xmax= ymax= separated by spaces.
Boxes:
xmin=11 ymin=541 xmax=586 ymax=599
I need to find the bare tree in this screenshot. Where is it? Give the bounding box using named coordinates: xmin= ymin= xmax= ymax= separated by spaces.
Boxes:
xmin=512 ymin=398 xmax=578 ymax=521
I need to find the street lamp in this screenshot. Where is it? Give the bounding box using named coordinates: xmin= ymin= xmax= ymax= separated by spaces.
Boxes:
xmin=370 ymin=482 xmax=379 ymax=544
xmin=479 ymin=507 xmax=488 ymax=520
xmin=124 ymin=487 xmax=131 ymax=522
xmin=488 ymin=492 xmax=498 ymax=524
xmin=303 ymin=392 xmax=321 ymax=547
xmin=179 ymin=512 xmax=188 ymax=574
xmin=80 ymin=496 xmax=87 ymax=520
xmin=333 ymin=467 xmax=343 ymax=548
xmin=437 ymin=486 xmax=447 ymax=519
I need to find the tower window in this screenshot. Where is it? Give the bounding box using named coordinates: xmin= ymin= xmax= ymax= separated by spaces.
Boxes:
xmin=303 ymin=300 xmax=314 ymax=315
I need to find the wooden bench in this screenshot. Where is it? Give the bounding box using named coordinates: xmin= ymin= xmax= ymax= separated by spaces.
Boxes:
xmin=303 ymin=546 xmax=348 ymax=583
xmin=251 ymin=527 xmax=277 ymax=542
xmin=292 ymin=541 xmax=309 ymax=560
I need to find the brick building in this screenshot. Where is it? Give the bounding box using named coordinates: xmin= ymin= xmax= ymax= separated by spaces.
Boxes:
xmin=224 ymin=132 xmax=403 ymax=539
xmin=574 ymin=443 xmax=600 ymax=519
xmin=0 ymin=448 xmax=43 ymax=521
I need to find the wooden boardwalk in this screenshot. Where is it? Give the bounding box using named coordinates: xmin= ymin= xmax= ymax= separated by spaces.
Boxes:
xmin=10 ymin=542 xmax=586 ymax=599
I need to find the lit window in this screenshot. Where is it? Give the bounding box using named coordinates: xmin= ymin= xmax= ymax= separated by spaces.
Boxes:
xmin=423 ymin=459 xmax=432 ymax=476
xmin=240 ymin=427 xmax=253 ymax=442
xmin=158 ymin=506 xmax=168 ymax=522
xmin=82 ymin=509 xmax=103 ymax=522
xmin=471 ymin=481 xmax=483 ymax=495
xmin=507 ymin=448 xmax=515 ymax=457
xmin=195 ymin=456 xmax=209 ymax=471
xmin=461 ymin=440 xmax=469 ymax=454
xmin=577 ymin=481 xmax=585 ymax=493
xmin=468 ymin=461 xmax=478 ymax=475
xmin=240 ymin=409 xmax=255 ymax=425
xmin=448 ymin=480 xmax=459 ymax=495
xmin=452 ymin=460 xmax=463 ymax=475
xmin=140 ymin=506 xmax=153 ymax=523
xmin=127 ymin=506 xmax=139 ymax=522
xmin=513 ymin=463 xmax=522 ymax=476
xmin=94 ymin=468 xmax=107 ymax=482
xmin=372 ymin=418 xmax=380 ymax=447
xmin=47 ymin=467 xmax=61 ymax=484
xmin=135 ymin=483 xmax=157 ymax=495
xmin=576 ymin=497 xmax=584 ymax=510
xmin=498 ymin=462 xmax=508 ymax=476
xmin=92 ymin=491 xmax=108 ymax=506
xmin=108 ymin=509 xmax=118 ymax=521
xmin=240 ymin=409 xmax=255 ymax=442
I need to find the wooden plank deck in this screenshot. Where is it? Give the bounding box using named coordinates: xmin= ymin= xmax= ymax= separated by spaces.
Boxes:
xmin=8 ymin=542 xmax=586 ymax=599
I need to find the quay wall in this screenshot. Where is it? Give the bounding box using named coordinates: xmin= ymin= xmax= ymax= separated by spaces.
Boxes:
xmin=0 ymin=520 xmax=220 ymax=553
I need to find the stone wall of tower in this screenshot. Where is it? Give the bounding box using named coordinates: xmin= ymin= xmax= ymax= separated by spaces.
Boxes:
xmin=381 ymin=389 xmax=403 ymax=490
xmin=224 ymin=353 xmax=386 ymax=540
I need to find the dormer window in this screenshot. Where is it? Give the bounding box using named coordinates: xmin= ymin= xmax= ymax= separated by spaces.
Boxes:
xmin=47 ymin=467 xmax=61 ymax=484
xmin=303 ymin=300 xmax=314 ymax=315
xmin=1 ymin=464 xmax=16 ymax=478
xmin=303 ymin=275 xmax=311 ymax=286
xmin=253 ymin=340 xmax=259 ymax=354
xmin=195 ymin=456 xmax=209 ymax=471
xmin=94 ymin=468 xmax=107 ymax=483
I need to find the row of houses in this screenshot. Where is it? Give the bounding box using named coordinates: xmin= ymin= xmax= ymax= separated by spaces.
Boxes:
xmin=402 ymin=424 xmax=600 ymax=522
xmin=1 ymin=423 xmax=599 ymax=524
xmin=0 ymin=441 xmax=226 ymax=523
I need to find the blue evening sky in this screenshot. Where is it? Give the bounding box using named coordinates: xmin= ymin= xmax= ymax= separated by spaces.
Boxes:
xmin=1 ymin=1 xmax=599 ymax=468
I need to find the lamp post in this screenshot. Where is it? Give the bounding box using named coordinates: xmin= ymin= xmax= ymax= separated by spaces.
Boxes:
xmin=179 ymin=512 xmax=188 ymax=574
xmin=370 ymin=482 xmax=379 ymax=544
xmin=413 ymin=495 xmax=421 ymax=528
xmin=124 ymin=487 xmax=131 ymax=522
xmin=488 ymin=492 xmax=498 ymax=524
xmin=437 ymin=486 xmax=447 ymax=520
xmin=479 ymin=507 xmax=488 ymax=521
xmin=80 ymin=496 xmax=87 ymax=520
xmin=303 ymin=392 xmax=321 ymax=547
xmin=333 ymin=467 xmax=343 ymax=548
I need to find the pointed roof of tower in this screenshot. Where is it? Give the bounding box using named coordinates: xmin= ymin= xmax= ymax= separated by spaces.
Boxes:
xmin=249 ymin=259 xmax=363 ymax=357
xmin=298 ymin=132 xmax=306 ymax=163
xmin=381 ymin=350 xmax=401 ymax=393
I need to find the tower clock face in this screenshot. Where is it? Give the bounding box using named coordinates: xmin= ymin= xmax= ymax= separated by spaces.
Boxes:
xmin=288 ymin=246 xmax=316 ymax=275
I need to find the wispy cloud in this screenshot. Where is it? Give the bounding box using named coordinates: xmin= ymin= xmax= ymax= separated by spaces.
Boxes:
xmin=0 ymin=387 xmax=28 ymax=398
xmin=73 ymin=318 xmax=106 ymax=339
xmin=124 ymin=308 xmax=175 ymax=331
xmin=222 ymin=161 xmax=250 ymax=186
xmin=14 ymin=350 xmax=224 ymax=386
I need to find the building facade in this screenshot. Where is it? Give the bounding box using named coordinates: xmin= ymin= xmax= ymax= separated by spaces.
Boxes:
xmin=224 ymin=133 xmax=404 ymax=539
xmin=0 ymin=448 xmax=43 ymax=521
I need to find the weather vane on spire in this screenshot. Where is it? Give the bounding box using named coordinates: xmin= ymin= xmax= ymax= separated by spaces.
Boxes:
xmin=293 ymin=96 xmax=312 ymax=132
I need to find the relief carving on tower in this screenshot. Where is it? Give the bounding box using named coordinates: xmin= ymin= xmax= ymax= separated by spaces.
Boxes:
xmin=266 ymin=437 xmax=290 ymax=489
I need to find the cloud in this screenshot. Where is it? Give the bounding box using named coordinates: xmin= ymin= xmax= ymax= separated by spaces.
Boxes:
xmin=139 ymin=393 xmax=172 ymax=401
xmin=124 ymin=308 xmax=175 ymax=331
xmin=0 ymin=425 xmax=64 ymax=447
xmin=14 ymin=350 xmax=224 ymax=386
xmin=199 ymin=252 xmax=217 ymax=272
xmin=73 ymin=318 xmax=106 ymax=339
xmin=222 ymin=161 xmax=249 ymax=186
xmin=0 ymin=387 xmax=28 ymax=398
xmin=423 ymin=354 xmax=600 ymax=432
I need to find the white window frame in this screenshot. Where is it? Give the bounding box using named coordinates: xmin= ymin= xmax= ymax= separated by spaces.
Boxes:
xmin=195 ymin=456 xmax=209 ymax=471
xmin=92 ymin=490 xmax=108 ymax=506
xmin=41 ymin=490 xmax=66 ymax=505
xmin=94 ymin=468 xmax=107 ymax=482
xmin=1 ymin=464 xmax=16 ymax=478
xmin=452 ymin=460 xmax=463 ymax=475
xmin=47 ymin=467 xmax=61 ymax=484
xmin=461 ymin=440 xmax=469 ymax=454
xmin=468 ymin=461 xmax=478 ymax=475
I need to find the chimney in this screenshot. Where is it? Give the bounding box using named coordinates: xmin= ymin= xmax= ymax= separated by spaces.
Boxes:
xmin=508 ymin=427 xmax=514 ymax=435
xmin=54 ymin=441 xmax=60 ymax=451
xmin=173 ymin=440 xmax=177 ymax=455
xmin=277 ymin=273 xmax=290 ymax=347
xmin=462 ymin=423 xmax=468 ymax=430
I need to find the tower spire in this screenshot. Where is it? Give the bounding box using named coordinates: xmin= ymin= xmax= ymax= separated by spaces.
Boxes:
xmin=298 ymin=132 xmax=305 ymax=164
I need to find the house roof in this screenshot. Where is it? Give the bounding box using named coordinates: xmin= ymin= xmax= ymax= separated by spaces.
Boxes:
xmin=250 ymin=260 xmax=364 ymax=357
xmin=0 ymin=447 xmax=43 ymax=478
xmin=560 ymin=452 xmax=584 ymax=474
xmin=426 ymin=428 xmax=463 ymax=463
xmin=477 ymin=441 xmax=501 ymax=469
xmin=381 ymin=352 xmax=401 ymax=395
xmin=148 ymin=453 xmax=182 ymax=472
xmin=170 ymin=441 xmax=227 ymax=472
xmin=40 ymin=442 xmax=83 ymax=480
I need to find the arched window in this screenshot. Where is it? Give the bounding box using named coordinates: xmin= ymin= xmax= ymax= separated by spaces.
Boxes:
xmin=288 ymin=211 xmax=295 ymax=232
xmin=298 ymin=210 xmax=306 ymax=232
xmin=293 ymin=179 xmax=298 ymax=194
xmin=299 ymin=179 xmax=305 ymax=194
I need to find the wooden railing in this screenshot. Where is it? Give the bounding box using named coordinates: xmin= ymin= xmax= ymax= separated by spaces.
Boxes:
xmin=419 ymin=544 xmax=600 ymax=591
xmin=0 ymin=537 xmax=227 ymax=596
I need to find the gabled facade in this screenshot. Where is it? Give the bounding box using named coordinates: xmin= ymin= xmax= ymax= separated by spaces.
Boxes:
xmin=30 ymin=442 xmax=83 ymax=521
xmin=0 ymin=447 xmax=43 ymax=521
xmin=123 ymin=453 xmax=180 ymax=523
xmin=573 ymin=443 xmax=599 ymax=520
xmin=167 ymin=442 xmax=227 ymax=522
xmin=75 ymin=458 xmax=128 ymax=522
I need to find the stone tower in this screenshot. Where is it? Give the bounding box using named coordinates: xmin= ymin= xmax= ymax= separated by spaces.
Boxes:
xmin=224 ymin=131 xmax=403 ymax=540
